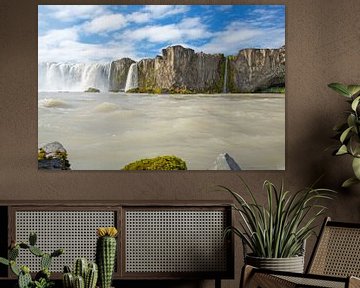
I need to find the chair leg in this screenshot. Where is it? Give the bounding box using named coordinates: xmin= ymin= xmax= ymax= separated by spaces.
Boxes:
xmin=240 ymin=265 xmax=255 ymax=288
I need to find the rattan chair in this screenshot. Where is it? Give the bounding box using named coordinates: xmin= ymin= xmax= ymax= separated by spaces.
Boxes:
xmin=241 ymin=217 xmax=360 ymax=288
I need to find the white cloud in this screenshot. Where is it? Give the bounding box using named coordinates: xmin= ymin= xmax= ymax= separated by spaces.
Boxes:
xmin=126 ymin=5 xmax=189 ymax=25
xmin=121 ymin=17 xmax=212 ymax=43
xmin=39 ymin=27 xmax=79 ymax=46
xmin=198 ymin=21 xmax=284 ymax=55
xmin=143 ymin=5 xmax=189 ymax=18
xmin=38 ymin=28 xmax=137 ymax=63
xmin=45 ymin=5 xmax=109 ymax=22
xmin=83 ymin=14 xmax=127 ymax=34
xmin=126 ymin=11 xmax=151 ymax=24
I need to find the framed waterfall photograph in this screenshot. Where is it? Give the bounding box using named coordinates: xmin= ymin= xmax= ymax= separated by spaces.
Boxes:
xmin=38 ymin=5 xmax=285 ymax=171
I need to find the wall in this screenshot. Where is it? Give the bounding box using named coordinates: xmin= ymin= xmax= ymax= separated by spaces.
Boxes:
xmin=0 ymin=0 xmax=360 ymax=287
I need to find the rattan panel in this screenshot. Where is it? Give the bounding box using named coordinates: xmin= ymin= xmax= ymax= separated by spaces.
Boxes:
xmin=310 ymin=226 xmax=360 ymax=277
xmin=15 ymin=211 xmax=115 ymax=272
xmin=125 ymin=210 xmax=227 ymax=273
xmin=277 ymin=275 xmax=345 ymax=288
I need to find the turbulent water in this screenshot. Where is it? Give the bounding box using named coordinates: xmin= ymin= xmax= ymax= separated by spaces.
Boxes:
xmin=38 ymin=63 xmax=110 ymax=92
xmin=38 ymin=92 xmax=285 ymax=170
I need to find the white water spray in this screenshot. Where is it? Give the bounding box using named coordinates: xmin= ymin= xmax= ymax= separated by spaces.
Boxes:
xmin=38 ymin=62 xmax=110 ymax=92
xmin=223 ymin=57 xmax=228 ymax=93
xmin=124 ymin=63 xmax=138 ymax=92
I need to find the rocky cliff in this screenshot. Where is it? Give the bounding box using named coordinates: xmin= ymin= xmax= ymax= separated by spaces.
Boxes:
xmin=109 ymin=45 xmax=285 ymax=93
xmin=228 ymin=46 xmax=285 ymax=92
xmin=154 ymin=46 xmax=225 ymax=93
xmin=109 ymin=58 xmax=135 ymax=91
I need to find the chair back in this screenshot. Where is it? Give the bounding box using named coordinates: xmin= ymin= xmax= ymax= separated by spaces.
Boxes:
xmin=307 ymin=217 xmax=360 ymax=277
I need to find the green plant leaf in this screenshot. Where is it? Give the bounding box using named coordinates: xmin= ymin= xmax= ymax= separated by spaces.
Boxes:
xmin=342 ymin=177 xmax=360 ymax=188
xmin=340 ymin=126 xmax=353 ymax=143
xmin=347 ymin=85 xmax=360 ymax=97
xmin=348 ymin=135 xmax=360 ymax=157
xmin=328 ymin=83 xmax=351 ymax=97
xmin=336 ymin=145 xmax=348 ymax=155
xmin=347 ymin=113 xmax=356 ymax=128
xmin=352 ymin=157 xmax=360 ymax=179
xmin=351 ymin=96 xmax=360 ymax=111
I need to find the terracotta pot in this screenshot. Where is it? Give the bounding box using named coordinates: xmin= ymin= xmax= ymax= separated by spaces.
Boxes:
xmin=245 ymin=254 xmax=304 ymax=273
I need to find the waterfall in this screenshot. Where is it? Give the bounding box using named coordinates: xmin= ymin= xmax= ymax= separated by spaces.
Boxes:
xmin=38 ymin=62 xmax=110 ymax=92
xmin=223 ymin=57 xmax=228 ymax=93
xmin=124 ymin=63 xmax=138 ymax=92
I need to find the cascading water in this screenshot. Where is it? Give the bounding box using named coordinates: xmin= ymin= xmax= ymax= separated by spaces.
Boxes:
xmin=223 ymin=57 xmax=228 ymax=93
xmin=38 ymin=62 xmax=110 ymax=92
xmin=124 ymin=63 xmax=138 ymax=92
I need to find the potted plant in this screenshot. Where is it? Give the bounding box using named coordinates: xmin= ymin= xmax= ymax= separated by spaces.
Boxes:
xmin=0 ymin=232 xmax=63 ymax=288
xmin=328 ymin=83 xmax=360 ymax=187
xmin=221 ymin=179 xmax=334 ymax=273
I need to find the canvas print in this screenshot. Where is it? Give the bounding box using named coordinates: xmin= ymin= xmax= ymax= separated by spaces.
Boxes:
xmin=38 ymin=5 xmax=285 ymax=170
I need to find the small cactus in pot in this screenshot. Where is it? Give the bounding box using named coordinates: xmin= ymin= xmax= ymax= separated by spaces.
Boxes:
xmin=96 ymin=227 xmax=118 ymax=288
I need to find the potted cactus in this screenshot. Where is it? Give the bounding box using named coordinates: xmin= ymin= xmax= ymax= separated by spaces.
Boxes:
xmin=63 ymin=258 xmax=98 ymax=288
xmin=96 ymin=227 xmax=118 ymax=288
xmin=0 ymin=232 xmax=63 ymax=288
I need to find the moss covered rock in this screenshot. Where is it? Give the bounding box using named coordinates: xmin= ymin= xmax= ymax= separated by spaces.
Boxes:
xmin=122 ymin=155 xmax=187 ymax=170
xmin=38 ymin=141 xmax=71 ymax=170
xmin=85 ymin=87 xmax=100 ymax=93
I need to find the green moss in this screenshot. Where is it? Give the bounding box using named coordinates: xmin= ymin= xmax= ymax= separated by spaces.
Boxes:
xmin=126 ymin=87 xmax=194 ymax=94
xmin=85 ymin=87 xmax=100 ymax=93
xmin=38 ymin=148 xmax=46 ymax=160
xmin=38 ymin=148 xmax=70 ymax=168
xmin=258 ymin=86 xmax=285 ymax=94
xmin=122 ymin=155 xmax=187 ymax=170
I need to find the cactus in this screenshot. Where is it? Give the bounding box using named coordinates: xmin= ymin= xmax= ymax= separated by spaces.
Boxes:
xmin=96 ymin=227 xmax=118 ymax=288
xmin=74 ymin=275 xmax=85 ymax=288
xmin=9 ymin=246 xmax=19 ymax=260
xmin=63 ymin=259 xmax=98 ymax=288
xmin=85 ymin=263 xmax=98 ymax=288
xmin=18 ymin=270 xmax=32 ymax=288
xmin=41 ymin=253 xmax=52 ymax=270
xmin=29 ymin=245 xmax=44 ymax=257
xmin=0 ymin=233 xmax=63 ymax=288
xmin=63 ymin=272 xmax=74 ymax=288
xmin=10 ymin=260 xmax=20 ymax=276
xmin=74 ymin=258 xmax=88 ymax=279
xmin=0 ymin=257 xmax=9 ymax=266
xmin=64 ymin=265 xmax=72 ymax=273
xmin=29 ymin=232 xmax=37 ymax=246
xmin=35 ymin=268 xmax=50 ymax=281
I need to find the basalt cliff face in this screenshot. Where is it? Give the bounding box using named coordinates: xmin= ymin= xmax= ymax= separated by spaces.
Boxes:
xmin=228 ymin=46 xmax=285 ymax=92
xmin=154 ymin=46 xmax=224 ymax=93
xmin=109 ymin=45 xmax=285 ymax=93
xmin=109 ymin=58 xmax=135 ymax=91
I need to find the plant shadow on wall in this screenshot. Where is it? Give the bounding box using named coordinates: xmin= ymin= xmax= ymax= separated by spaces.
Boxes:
xmin=328 ymin=83 xmax=360 ymax=187
xmin=219 ymin=177 xmax=335 ymax=273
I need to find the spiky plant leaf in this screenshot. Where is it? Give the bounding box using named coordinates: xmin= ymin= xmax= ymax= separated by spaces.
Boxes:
xmin=221 ymin=178 xmax=335 ymax=258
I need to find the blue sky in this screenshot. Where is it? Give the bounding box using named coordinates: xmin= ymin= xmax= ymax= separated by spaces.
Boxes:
xmin=38 ymin=5 xmax=285 ymax=63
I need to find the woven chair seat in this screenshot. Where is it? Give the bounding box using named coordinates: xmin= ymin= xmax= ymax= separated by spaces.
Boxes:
xmin=241 ymin=218 xmax=360 ymax=288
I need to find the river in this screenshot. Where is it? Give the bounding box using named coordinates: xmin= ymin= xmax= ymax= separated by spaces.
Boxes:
xmin=38 ymin=92 xmax=285 ymax=170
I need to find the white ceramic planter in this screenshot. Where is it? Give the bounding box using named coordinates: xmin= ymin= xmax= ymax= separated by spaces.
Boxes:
xmin=245 ymin=254 xmax=305 ymax=273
